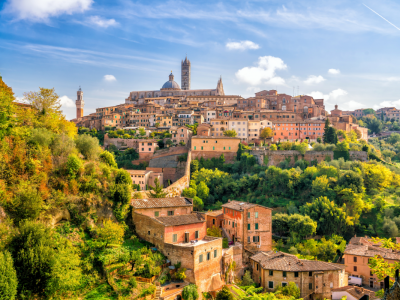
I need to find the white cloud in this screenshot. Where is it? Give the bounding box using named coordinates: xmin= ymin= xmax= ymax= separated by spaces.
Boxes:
xmin=226 ymin=40 xmax=260 ymax=51
xmin=3 ymin=0 xmax=92 ymax=22
xmin=309 ymin=88 xmax=348 ymax=102
xmin=304 ymin=75 xmax=325 ymax=85
xmin=373 ymin=99 xmax=400 ymax=110
xmin=328 ymin=69 xmax=340 ymax=75
xmin=104 ymin=75 xmax=116 ymax=81
xmin=235 ymin=56 xmax=287 ymax=86
xmin=88 ymin=16 xmax=118 ymax=28
xmin=59 ymin=95 xmax=75 ymax=107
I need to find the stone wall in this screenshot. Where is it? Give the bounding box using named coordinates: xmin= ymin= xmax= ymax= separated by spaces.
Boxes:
xmin=250 ymin=150 xmax=368 ymax=167
xmin=191 ymin=151 xmax=236 ymax=163
xmin=133 ymin=151 xmax=191 ymax=199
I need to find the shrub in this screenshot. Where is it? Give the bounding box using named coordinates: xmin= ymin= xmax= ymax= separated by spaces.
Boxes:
xmin=99 ymin=150 xmax=117 ymax=168
xmin=241 ymin=271 xmax=254 ymax=286
xmin=129 ymin=277 xmax=137 ymax=288
xmin=66 ymin=154 xmax=82 ymax=179
xmin=75 ymin=134 xmax=101 ymax=160
xmin=182 ymin=284 xmax=199 ymax=300
xmin=0 ymin=250 xmax=18 ymax=300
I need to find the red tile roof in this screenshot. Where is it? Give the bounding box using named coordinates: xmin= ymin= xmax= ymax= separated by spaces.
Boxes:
xmin=131 ymin=197 xmax=192 ymax=209
xmin=332 ymin=286 xmax=378 ymax=300
xmin=156 ymin=213 xmax=205 ymax=226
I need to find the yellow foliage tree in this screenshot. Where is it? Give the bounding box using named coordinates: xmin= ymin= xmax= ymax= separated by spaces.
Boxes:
xmin=96 ymin=220 xmax=125 ymax=246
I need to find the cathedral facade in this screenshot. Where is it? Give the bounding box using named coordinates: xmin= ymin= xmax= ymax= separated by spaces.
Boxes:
xmin=125 ymin=57 xmax=224 ymax=103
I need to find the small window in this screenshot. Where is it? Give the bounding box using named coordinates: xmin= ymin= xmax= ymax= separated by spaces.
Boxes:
xmin=173 ymin=234 xmax=177 ymax=242
xmin=201 ymin=146 xmax=203 ymax=150
xmin=154 ymin=211 xmax=159 ymax=217
xmin=283 ymin=271 xmax=287 ymax=277
xmin=207 ymin=252 xmax=210 ymax=260
xmin=247 ymin=224 xmax=251 ymax=230
xmin=294 ymin=272 xmax=299 ymax=278
xmin=168 ymin=211 xmax=174 ymax=216
xmin=309 ymin=283 xmax=313 ymax=290
xmin=214 ymin=249 xmax=217 ymax=258
xmin=268 ymin=281 xmax=274 ymax=289
xmin=247 ymin=212 xmax=250 ymax=218
xmin=256 ymin=263 xmax=259 ymax=270
xmin=223 ymin=147 xmax=225 ymax=150
xmin=213 ymin=219 xmax=215 ymax=225
xmin=282 ymin=282 xmax=287 ymax=287
xmin=309 ymin=271 xmax=312 ymax=277
xmin=199 ymin=254 xmax=203 ymax=263
xmin=194 ymin=146 xmax=196 ymax=150
xmin=354 ymin=266 xmax=357 ymax=272
xmin=255 ymin=212 xmax=258 ymax=218
xmin=354 ymin=257 xmax=357 ymax=263
xmin=269 ymin=270 xmax=273 ymax=276
xmin=213 ymin=146 xmax=215 ymax=150
xmin=229 ymin=147 xmax=231 ymax=150
xmin=148 ymin=231 xmax=150 ymax=235
xmin=255 ymin=223 xmax=259 ymax=230
xmin=247 ymin=237 xmax=250 ymax=243
xmin=232 ymin=222 xmax=235 ymax=228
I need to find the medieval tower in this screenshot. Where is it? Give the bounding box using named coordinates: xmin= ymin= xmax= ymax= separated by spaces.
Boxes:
xmin=181 ymin=56 xmax=191 ymax=90
xmin=76 ymin=87 xmax=84 ymax=119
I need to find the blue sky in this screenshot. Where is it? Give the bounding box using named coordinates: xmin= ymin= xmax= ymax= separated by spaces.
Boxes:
xmin=1 ymin=0 xmax=400 ymax=120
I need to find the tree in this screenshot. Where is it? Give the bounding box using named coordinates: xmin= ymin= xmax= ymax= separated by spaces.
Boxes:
xmin=287 ymin=214 xmax=317 ymax=239
xmin=387 ymin=133 xmax=400 ymax=145
xmin=10 ymin=221 xmax=82 ymax=296
xmin=66 ymin=154 xmax=82 ymax=179
xmin=75 ymin=134 xmax=101 ymax=160
xmin=354 ymin=129 xmax=362 ymax=139
xmin=96 ymin=220 xmax=125 ymax=246
xmin=323 ymin=118 xmax=330 ymax=144
xmin=12 ymin=185 xmax=43 ymax=223
xmin=190 ymin=160 xmax=199 ymax=173
xmin=275 ymin=282 xmax=300 ymax=299
xmin=0 ymin=251 xmax=18 ymax=300
xmin=166 ymin=139 xmax=173 ymax=147
xmin=179 ymin=141 xmax=186 ymax=146
xmin=336 ymin=140 xmax=349 ymax=151
xmin=155 ymin=123 xmax=160 ymax=128
xmin=301 ymin=197 xmax=351 ymax=236
xmin=325 ymin=127 xmax=338 ymax=144
xmin=158 ymin=140 xmax=164 ymax=149
xmin=241 ymin=270 xmax=254 ymax=286
xmin=182 ymin=284 xmax=199 ymax=300
xmin=24 ymin=87 xmax=62 ymax=115
xmin=196 ymin=181 xmax=209 ymax=200
xmin=115 ymin=169 xmax=132 ymax=185
xmin=216 ymin=286 xmax=234 ymax=300
xmin=270 ymin=144 xmax=277 ymax=151
xmin=139 ymin=127 xmax=146 ymax=136
xmin=0 ymin=77 xmax=16 ymax=139
xmin=223 ymin=129 xmax=237 ymax=137
xmin=182 ymin=188 xmax=196 ymax=198
xmin=207 ymin=226 xmax=222 ymax=237
xmin=148 ymin=178 xmax=167 ymax=198
xmin=272 ymin=213 xmax=290 ymax=237
xmin=369 ymin=118 xmax=383 ymax=134
xmin=237 ymin=143 xmax=244 ymax=160
xmin=99 ymin=150 xmax=118 ymax=168
xmin=312 ymin=175 xmax=329 ymax=197
xmin=363 ymin=163 xmax=392 ymax=191
xmin=193 ymin=196 xmax=204 ymax=211
xmin=260 ymin=127 xmax=273 ymax=143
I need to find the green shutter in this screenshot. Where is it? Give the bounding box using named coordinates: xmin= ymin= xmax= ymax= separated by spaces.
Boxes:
xmin=247 ymin=224 xmax=250 ymax=230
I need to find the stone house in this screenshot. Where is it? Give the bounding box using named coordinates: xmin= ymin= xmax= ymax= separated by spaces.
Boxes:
xmin=131 ymin=197 xmax=224 ymax=292
xmin=250 ymin=251 xmax=347 ymax=300
xmin=191 ymin=136 xmax=240 ymax=162
xmin=127 ymin=170 xmax=163 ymax=191
xmin=221 ymin=200 xmax=272 ymax=252
xmin=343 ymin=236 xmax=400 ymax=289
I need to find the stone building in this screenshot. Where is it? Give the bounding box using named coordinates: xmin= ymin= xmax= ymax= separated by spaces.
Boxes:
xmin=181 ymin=56 xmax=191 ymax=90
xmin=76 ymin=87 xmax=84 ymax=119
xmin=127 ymin=170 xmax=163 ymax=191
xmin=343 ymin=236 xmax=400 ymax=289
xmin=221 ymin=200 xmax=272 ymax=252
xmin=332 ymin=286 xmax=378 ymax=300
xmin=250 ymin=251 xmax=347 ymax=300
xmin=191 ymin=136 xmax=240 ymax=162
xmin=169 ymin=126 xmax=192 ymax=145
xmin=131 ymin=197 xmax=224 ymax=292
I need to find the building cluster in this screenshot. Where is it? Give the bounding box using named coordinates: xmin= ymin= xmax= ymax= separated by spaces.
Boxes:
xmin=72 ymin=57 xmax=368 ymax=144
xmin=131 ymin=197 xmax=400 ymax=300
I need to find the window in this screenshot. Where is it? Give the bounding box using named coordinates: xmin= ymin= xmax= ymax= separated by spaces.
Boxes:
xmin=194 ymin=146 xmax=196 ymax=150
xmin=213 ymin=219 xmax=215 ymax=225
xmin=168 ymin=211 xmax=174 ymax=216
xmin=201 ymin=146 xmax=203 ymax=150
xmin=256 ymin=263 xmax=259 ymax=270
xmin=214 ymin=249 xmax=217 ymax=258
xmin=309 ymin=283 xmax=313 ymax=290
xmin=354 ymin=266 xmax=357 ymax=272
xmin=269 ymin=270 xmax=273 ymax=276
xmin=199 ymin=254 xmax=203 ymax=263
xmin=283 ymin=271 xmax=287 ymax=277
xmin=148 ymin=231 xmax=150 ymax=235
xmin=247 ymin=237 xmax=250 ymax=243
xmin=232 ymin=222 xmax=235 ymax=228
xmin=282 ymin=283 xmax=287 ymax=287
xmin=255 ymin=223 xmax=259 ymax=230
xmin=268 ymin=281 xmax=274 ymax=289
xmin=247 ymin=224 xmax=251 ymax=230
xmin=213 ymin=146 xmax=215 ymax=150
xmin=247 ymin=212 xmax=250 ymax=218
xmin=253 ymin=236 xmax=259 ymax=242
xmin=223 ymin=147 xmax=226 ymax=150
xmin=309 ymin=272 xmax=312 ymax=277
xmin=173 ymin=234 xmax=177 ymax=242
xmin=255 ymin=212 xmax=258 ymax=218
xmin=207 ymin=252 xmax=210 ymax=260
xmin=294 ymin=272 xmax=299 ymax=277
xmin=195 ymin=231 xmax=199 ymax=239
xmin=154 ymin=211 xmax=159 ymax=217
xmin=354 ymin=257 xmax=357 ymax=263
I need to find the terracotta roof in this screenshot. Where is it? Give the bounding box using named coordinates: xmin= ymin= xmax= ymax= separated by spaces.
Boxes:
xmin=251 ymin=251 xmax=345 ymax=272
xmin=131 ymin=197 xmax=192 ymax=209
xmin=222 ymin=200 xmax=262 ymax=211
xmin=156 ymin=213 xmax=205 ymax=226
xmin=344 ymin=244 xmax=400 ymax=260
xmin=332 ymin=286 xmax=378 ymax=300
xmin=205 ymin=209 xmax=223 ymax=217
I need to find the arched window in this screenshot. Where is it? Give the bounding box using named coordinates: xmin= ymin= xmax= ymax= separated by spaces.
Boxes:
xmin=283 ymin=98 xmax=286 ymax=104
xmin=303 ymin=106 xmax=308 ymax=113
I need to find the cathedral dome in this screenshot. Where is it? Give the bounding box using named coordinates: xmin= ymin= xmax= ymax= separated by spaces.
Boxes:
xmin=161 ymin=72 xmax=181 ymax=90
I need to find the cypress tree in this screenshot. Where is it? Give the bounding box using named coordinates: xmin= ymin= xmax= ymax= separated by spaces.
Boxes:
xmin=323 ymin=119 xmax=330 ymax=144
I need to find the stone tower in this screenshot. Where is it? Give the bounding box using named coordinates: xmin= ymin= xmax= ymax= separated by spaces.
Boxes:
xmin=76 ymin=86 xmax=84 ymax=119
xmin=181 ymin=56 xmax=191 ymax=90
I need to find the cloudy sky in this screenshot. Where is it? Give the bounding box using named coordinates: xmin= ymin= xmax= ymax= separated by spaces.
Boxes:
xmin=1 ymin=0 xmax=400 ymax=120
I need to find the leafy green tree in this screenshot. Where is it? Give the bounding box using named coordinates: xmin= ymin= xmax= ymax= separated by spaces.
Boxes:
xmin=182 ymin=188 xmax=196 ymax=198
xmin=75 ymin=134 xmax=101 ymax=160
xmin=148 ymin=178 xmax=167 ymax=198
xmin=369 ymin=118 xmax=383 ymax=134
xmin=337 ymin=171 xmax=364 ymax=193
xmin=387 ymin=133 xmax=400 ymax=145
xmin=139 ymin=127 xmax=146 ymax=136
xmin=112 ymin=183 xmax=131 ymax=205
xmin=0 ymin=78 xmax=16 ymax=139
xmin=11 ymin=185 xmax=43 ymax=223
xmin=363 ymin=163 xmax=392 ymax=191
xmin=287 ymin=214 xmax=317 ymax=239
xmin=207 ymin=226 xmax=222 ymax=237
xmin=10 ymin=221 xmax=82 ymax=297
xmin=275 ymin=282 xmax=300 ymax=299
xmin=301 ymin=197 xmax=351 ymax=235
xmin=311 ymin=175 xmax=329 ymax=197
xmin=196 ymin=181 xmax=209 ymax=200
xmin=66 ymin=154 xmax=82 ymax=178
xmin=223 ymin=129 xmax=237 ymax=137
xmin=190 ymin=160 xmax=199 ymax=173
xmin=182 ymin=284 xmax=199 ymax=300
xmin=115 ymin=169 xmax=132 ymax=185
xmin=96 ymin=220 xmax=125 ymax=246
xmin=270 ymin=144 xmax=277 ymax=150
xmin=0 ymin=251 xmax=18 ymax=300
xmin=24 ymin=87 xmax=62 ymax=115
xmin=336 ymin=140 xmax=349 ymax=151
xmin=193 ymin=196 xmax=204 ymax=211
xmin=325 ymin=127 xmax=338 ymax=144
xmin=166 ymin=139 xmax=173 ymax=147
xmin=272 ymin=213 xmax=290 ymax=237
xmin=216 ymin=286 xmax=234 ymax=300
xmin=241 ymin=270 xmax=254 ymax=286
xmin=323 ymin=118 xmax=330 ymax=144
xmin=260 ymin=127 xmax=274 ymax=143
xmin=99 ymin=150 xmax=118 ymax=168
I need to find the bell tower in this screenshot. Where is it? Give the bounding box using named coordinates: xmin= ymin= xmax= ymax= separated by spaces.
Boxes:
xmin=181 ymin=56 xmax=191 ymax=90
xmin=76 ymin=86 xmax=84 ymax=119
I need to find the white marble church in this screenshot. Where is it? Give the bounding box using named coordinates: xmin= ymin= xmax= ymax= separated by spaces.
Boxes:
xmin=125 ymin=57 xmax=225 ymax=103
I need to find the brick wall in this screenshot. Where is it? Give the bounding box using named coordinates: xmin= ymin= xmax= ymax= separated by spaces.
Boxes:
xmin=251 ymin=150 xmax=368 ymax=167
xmin=192 ymin=151 xmax=236 ymax=162
xmin=134 ymin=206 xmax=192 ymax=218
xmin=132 ymin=212 xmax=165 ymax=250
